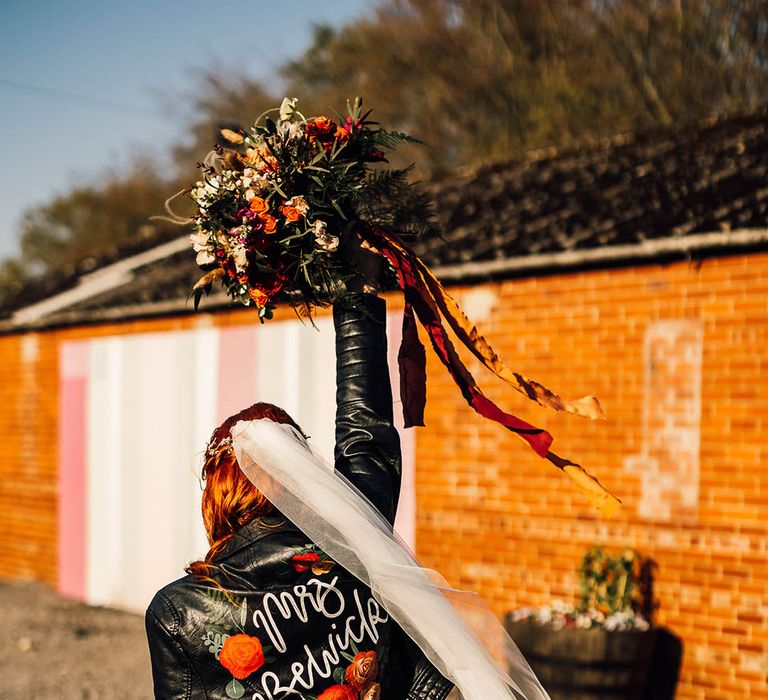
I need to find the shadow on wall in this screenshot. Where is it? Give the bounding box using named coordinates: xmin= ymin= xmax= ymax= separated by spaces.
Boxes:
xmin=646 ymin=628 xmax=683 ymax=700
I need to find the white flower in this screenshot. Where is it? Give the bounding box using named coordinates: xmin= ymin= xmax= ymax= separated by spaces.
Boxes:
xmin=196 ymin=250 xmax=216 ymax=266
xmin=313 ymin=220 xmax=339 ymax=252
xmin=190 ymin=232 xmax=210 ymax=252
xmin=284 ymin=121 xmax=304 ymax=141
xmin=232 ymin=244 xmax=248 ymax=273
xmin=284 ymin=195 xmax=309 ymax=215
xmin=279 ymin=97 xmax=298 ymax=121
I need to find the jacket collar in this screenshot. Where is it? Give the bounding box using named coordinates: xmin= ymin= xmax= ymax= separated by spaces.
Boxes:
xmin=215 ymin=514 xmax=297 ymax=560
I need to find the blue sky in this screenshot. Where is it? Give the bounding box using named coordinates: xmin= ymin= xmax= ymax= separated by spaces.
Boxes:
xmin=0 ymin=0 xmax=377 ymax=259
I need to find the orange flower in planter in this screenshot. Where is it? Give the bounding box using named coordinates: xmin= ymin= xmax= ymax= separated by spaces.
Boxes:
xmin=219 ymin=634 xmax=265 ymax=679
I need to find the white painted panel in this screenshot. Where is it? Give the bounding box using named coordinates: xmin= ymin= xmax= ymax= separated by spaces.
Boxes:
xmin=85 ymin=339 xmax=124 ymax=606
xmin=80 ymin=309 xmax=417 ymax=611
xmin=253 ymin=318 xmax=336 ymax=461
xmin=85 ymin=329 xmax=218 ymax=612
xmin=298 ymin=315 xmax=336 ymax=462
xmin=120 ymin=331 xmax=197 ymax=612
xmin=189 ymin=326 xmax=220 ymax=558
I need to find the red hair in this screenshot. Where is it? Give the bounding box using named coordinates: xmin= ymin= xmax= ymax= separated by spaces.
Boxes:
xmin=186 ymin=402 xmax=305 ymax=583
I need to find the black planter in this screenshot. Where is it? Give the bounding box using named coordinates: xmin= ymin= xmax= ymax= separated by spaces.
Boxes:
xmin=505 ymin=617 xmax=659 ymax=700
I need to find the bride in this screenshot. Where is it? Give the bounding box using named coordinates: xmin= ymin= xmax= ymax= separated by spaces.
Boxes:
xmin=145 ymin=237 xmax=549 ymax=700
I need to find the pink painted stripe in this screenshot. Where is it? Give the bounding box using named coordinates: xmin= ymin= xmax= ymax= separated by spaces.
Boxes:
xmin=388 ymin=308 xmax=417 ymax=548
xmin=58 ymin=342 xmax=89 ymax=600
xmin=217 ymin=326 xmax=258 ymax=423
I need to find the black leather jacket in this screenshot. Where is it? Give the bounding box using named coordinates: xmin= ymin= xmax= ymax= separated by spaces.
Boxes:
xmin=146 ymin=295 xmax=453 ymax=700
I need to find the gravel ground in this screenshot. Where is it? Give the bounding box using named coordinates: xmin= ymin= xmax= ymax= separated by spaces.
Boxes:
xmin=1 ymin=580 xmax=153 ymax=699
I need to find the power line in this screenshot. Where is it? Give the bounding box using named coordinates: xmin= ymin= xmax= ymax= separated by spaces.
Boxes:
xmin=0 ymin=76 xmax=161 ymax=116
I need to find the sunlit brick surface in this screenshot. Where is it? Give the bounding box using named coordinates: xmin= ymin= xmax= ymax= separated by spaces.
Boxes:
xmin=1 ymin=252 xmax=767 ymax=697
xmin=414 ymin=253 xmax=768 ymax=699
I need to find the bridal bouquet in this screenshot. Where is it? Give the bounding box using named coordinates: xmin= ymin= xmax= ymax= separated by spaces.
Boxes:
xmin=184 ymin=97 xmax=621 ymax=517
xmin=188 ymin=97 xmax=434 ymax=320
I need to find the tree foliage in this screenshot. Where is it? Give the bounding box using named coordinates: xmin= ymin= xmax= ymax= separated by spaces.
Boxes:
xmin=3 ymin=0 xmax=767 ymax=307
xmin=16 ymin=159 xmax=178 ymax=277
xmin=283 ymin=0 xmax=768 ymax=170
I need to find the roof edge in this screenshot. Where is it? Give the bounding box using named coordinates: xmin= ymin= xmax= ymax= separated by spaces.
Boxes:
xmin=431 ymin=228 xmax=768 ymax=282
xmin=10 ymin=235 xmax=190 ymax=326
xmin=2 ymin=228 xmax=767 ymax=335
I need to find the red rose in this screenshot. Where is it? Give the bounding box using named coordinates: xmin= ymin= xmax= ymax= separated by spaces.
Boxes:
xmin=291 ymin=552 xmax=321 ymax=572
xmin=219 ymin=634 xmax=265 ymax=680
xmin=306 ymin=116 xmax=343 ymax=152
xmin=345 ymin=650 xmax=379 ymax=690
xmin=318 ymin=685 xmax=356 ymax=700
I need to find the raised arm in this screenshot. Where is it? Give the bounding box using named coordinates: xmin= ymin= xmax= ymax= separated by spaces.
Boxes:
xmin=333 ymin=292 xmax=402 ymax=524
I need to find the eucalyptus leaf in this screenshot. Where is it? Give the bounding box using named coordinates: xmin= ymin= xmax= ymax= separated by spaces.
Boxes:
xmin=225 ymin=679 xmax=245 ymax=699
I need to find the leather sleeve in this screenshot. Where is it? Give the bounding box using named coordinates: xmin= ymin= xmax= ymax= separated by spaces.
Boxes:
xmin=333 ymin=294 xmax=455 ymax=699
xmin=333 ymin=294 xmax=402 ymax=524
xmin=407 ymin=656 xmax=455 ymax=700
xmin=145 ymin=592 xmax=203 ymax=700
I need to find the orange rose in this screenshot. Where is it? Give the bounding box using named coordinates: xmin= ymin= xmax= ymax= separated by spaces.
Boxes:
xmin=219 ymin=634 xmax=265 ymax=680
xmin=361 ymin=682 xmax=381 ymax=700
xmin=334 ymin=125 xmax=350 ymax=144
xmin=306 ymin=116 xmax=335 ymax=137
xmin=248 ymin=288 xmax=270 ymax=308
xmin=318 ymin=685 xmax=356 ymax=700
xmin=245 ymin=145 xmax=278 ymax=172
xmin=306 ymin=116 xmax=340 ymax=151
xmin=345 ymin=651 xmax=379 ymax=690
xmin=262 ymin=215 xmax=278 ymax=234
xmin=281 ymin=205 xmax=302 ymax=223
xmin=249 ymin=197 xmax=270 ymax=215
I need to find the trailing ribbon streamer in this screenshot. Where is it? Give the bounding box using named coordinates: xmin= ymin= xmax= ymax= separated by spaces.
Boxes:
xmin=364 ymin=226 xmax=621 ymax=517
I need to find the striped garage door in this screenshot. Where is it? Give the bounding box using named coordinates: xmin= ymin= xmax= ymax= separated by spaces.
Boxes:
xmin=57 ymin=311 xmax=415 ymax=612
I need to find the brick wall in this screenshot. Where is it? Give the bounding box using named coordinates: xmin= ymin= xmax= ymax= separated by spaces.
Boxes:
xmin=0 ymin=311 xmax=273 ymax=587
xmin=0 ymin=252 xmax=766 ymax=697
xmin=414 ymin=253 xmax=768 ymax=699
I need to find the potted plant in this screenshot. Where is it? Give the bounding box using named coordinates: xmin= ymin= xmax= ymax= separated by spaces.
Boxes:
xmin=505 ymin=546 xmax=661 ymax=700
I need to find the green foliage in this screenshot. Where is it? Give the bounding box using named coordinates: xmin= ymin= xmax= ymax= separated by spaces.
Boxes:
xmin=577 ymin=545 xmax=657 ymax=622
xmin=195 ymin=587 xmax=243 ymax=632
xmin=284 ymin=0 xmax=768 ymax=171
xmin=17 ymin=163 xmax=173 ymax=272
xmin=356 ymin=167 xmax=441 ymax=242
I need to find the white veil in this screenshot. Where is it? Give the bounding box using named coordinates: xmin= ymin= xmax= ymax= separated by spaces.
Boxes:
xmin=231 ymin=419 xmax=550 ymax=700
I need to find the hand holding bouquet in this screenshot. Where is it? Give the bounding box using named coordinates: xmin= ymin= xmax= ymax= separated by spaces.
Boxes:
xmin=183 ymin=97 xmax=621 ymax=517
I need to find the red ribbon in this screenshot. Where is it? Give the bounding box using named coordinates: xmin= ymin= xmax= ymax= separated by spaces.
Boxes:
xmin=368 ymin=228 xmax=553 ymax=459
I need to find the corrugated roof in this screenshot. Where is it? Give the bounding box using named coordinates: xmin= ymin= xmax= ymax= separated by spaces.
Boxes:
xmin=421 ymin=111 xmax=768 ymax=267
